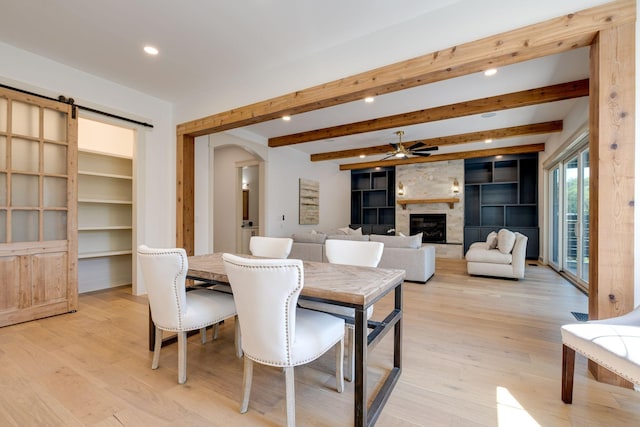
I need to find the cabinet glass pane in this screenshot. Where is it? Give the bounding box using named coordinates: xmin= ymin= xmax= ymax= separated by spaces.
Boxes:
xmin=44 ymin=211 xmax=67 ymax=240
xmin=0 ymin=210 xmax=5 ymax=243
xmin=44 ymin=177 xmax=67 ymax=207
xmin=0 ymin=173 xmax=6 ymax=206
xmin=0 ymin=98 xmax=7 ymax=132
xmin=11 ymin=137 xmax=39 ymax=172
xmin=12 ymin=210 xmax=38 ymax=242
xmin=0 ymin=135 xmax=6 ymax=169
xmin=43 ymin=143 xmax=67 ymax=174
xmin=11 ymin=174 xmax=39 ymax=207
xmin=12 ymin=101 xmax=40 ymax=138
xmin=43 ymin=108 xmax=67 ymax=142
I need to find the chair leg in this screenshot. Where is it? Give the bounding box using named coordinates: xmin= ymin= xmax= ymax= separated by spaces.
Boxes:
xmin=240 ymin=357 xmax=253 ymax=413
xmin=335 ymin=339 xmax=344 ymax=393
xmin=213 ymin=322 xmax=220 ymax=340
xmin=178 ymin=331 xmax=188 ymax=384
xmin=152 ymin=326 xmax=162 ymax=370
xmin=562 ymin=344 xmax=576 ymax=403
xmin=284 ymin=366 xmax=295 ymax=427
xmin=235 ymin=316 xmax=243 ymax=358
xmin=200 ymin=327 xmax=207 ymax=344
xmin=345 ymin=327 xmax=354 ymax=382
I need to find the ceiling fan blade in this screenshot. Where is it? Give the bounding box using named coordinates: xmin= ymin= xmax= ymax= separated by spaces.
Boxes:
xmin=412 ymin=146 xmax=439 ymax=152
xmin=390 ymin=143 xmax=400 ymax=151
xmin=407 ymin=142 xmax=426 ymax=150
xmin=413 ymin=152 xmax=432 ymax=157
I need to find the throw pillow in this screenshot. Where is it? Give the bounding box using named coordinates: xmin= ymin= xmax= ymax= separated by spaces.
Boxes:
xmin=349 ymin=227 xmax=363 ymax=235
xmin=485 ymin=231 xmax=498 ymax=250
xmin=497 ymin=229 xmax=516 ymax=254
xmin=338 ymin=227 xmax=350 ymax=235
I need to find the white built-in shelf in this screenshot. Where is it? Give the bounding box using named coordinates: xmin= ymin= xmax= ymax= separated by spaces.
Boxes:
xmin=79 ymin=250 xmax=133 ymax=259
xmin=78 ymin=170 xmax=133 ymax=180
xmin=79 ymin=198 xmax=133 ymax=205
xmin=78 ymin=226 xmax=133 ymax=231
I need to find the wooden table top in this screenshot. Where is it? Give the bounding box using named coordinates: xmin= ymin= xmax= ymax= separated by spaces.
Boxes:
xmin=188 ymin=253 xmax=406 ymax=307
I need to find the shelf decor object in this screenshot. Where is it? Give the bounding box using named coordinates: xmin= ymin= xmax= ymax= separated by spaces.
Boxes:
xmin=299 ymin=178 xmax=319 ymax=225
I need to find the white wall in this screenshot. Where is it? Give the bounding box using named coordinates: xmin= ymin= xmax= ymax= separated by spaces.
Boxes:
xmin=264 ymin=146 xmax=350 ymax=237
xmin=0 ymin=42 xmax=174 ymax=296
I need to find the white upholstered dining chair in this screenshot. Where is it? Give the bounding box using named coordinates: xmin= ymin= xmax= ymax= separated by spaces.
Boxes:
xmin=561 ymin=306 xmax=640 ymax=403
xmin=297 ymin=239 xmax=384 ymax=382
xmin=222 ymin=253 xmax=344 ymax=427
xmin=137 ymin=245 xmax=239 ymax=384
xmin=249 ymin=236 xmax=294 ymax=258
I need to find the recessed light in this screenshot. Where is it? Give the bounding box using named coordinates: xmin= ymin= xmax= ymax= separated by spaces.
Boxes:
xmin=484 ymin=68 xmax=497 ymax=76
xmin=485 ymin=138 xmax=493 ymax=143
xmin=359 ymin=154 xmax=366 ymax=158
xmin=481 ymin=112 xmax=497 ymax=118
xmin=496 ymin=155 xmax=503 ymax=159
xmin=364 ymin=96 xmax=375 ymax=103
xmin=144 ymin=46 xmax=159 ymax=56
xmin=282 ymin=115 xmax=291 ymax=121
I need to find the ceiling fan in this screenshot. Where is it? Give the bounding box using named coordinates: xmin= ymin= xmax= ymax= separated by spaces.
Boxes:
xmin=383 ymin=131 xmax=438 ymax=160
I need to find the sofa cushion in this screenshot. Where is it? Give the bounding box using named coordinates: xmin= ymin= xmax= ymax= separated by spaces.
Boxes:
xmin=291 ymin=232 xmax=327 ymax=244
xmin=338 ymin=226 xmax=362 ymax=235
xmin=465 ymin=247 xmax=513 ymax=264
xmin=327 ymin=234 xmax=370 ymax=241
xmin=497 ymin=229 xmax=516 ymax=254
xmin=369 ymin=232 xmax=422 ymax=249
xmin=486 ymin=231 xmax=498 ymax=249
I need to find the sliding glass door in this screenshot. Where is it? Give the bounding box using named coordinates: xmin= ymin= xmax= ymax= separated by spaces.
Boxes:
xmin=547 ymin=143 xmax=589 ymax=290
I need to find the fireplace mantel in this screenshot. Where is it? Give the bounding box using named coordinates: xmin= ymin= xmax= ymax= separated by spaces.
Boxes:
xmin=397 ymin=197 xmax=460 ymax=210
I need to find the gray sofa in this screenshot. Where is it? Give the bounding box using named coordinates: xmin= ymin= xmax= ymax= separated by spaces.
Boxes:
xmin=289 ymin=232 xmax=435 ymax=283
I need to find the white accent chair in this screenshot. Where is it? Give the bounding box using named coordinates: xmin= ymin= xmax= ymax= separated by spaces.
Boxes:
xmin=297 ymin=239 xmax=384 ymax=382
xmin=137 ymin=245 xmax=238 ymax=384
xmin=561 ymin=307 xmax=640 ymax=403
xmin=222 ymin=253 xmax=344 ymax=427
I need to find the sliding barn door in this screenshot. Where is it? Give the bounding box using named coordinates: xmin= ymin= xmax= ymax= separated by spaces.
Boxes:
xmin=0 ymin=87 xmax=78 ymax=326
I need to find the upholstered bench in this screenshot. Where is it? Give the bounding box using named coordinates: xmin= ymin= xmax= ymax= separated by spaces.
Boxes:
xmin=560 ymin=307 xmax=640 ymax=403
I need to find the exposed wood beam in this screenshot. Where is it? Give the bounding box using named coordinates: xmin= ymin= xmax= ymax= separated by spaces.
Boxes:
xmin=176 ymin=0 xmax=633 ymax=137
xmin=270 ymin=81 xmax=586 ymax=147
xmin=339 ymin=143 xmax=545 ymax=171
xmin=311 ymin=121 xmax=563 ymax=161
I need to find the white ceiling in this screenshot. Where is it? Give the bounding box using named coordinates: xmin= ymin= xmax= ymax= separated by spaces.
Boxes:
xmin=0 ymin=0 xmax=593 ymax=165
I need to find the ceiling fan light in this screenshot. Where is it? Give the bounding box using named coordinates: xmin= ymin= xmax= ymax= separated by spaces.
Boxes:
xmin=395 ymin=152 xmax=405 ymax=158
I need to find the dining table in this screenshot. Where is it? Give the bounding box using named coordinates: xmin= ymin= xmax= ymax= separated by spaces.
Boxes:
xmin=150 ymin=252 xmax=405 ymax=427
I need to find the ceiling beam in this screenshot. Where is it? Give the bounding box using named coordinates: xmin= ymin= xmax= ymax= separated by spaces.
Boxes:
xmin=338 ymin=143 xmax=546 ymax=171
xmin=269 ymin=80 xmax=586 ymax=147
xmin=310 ymin=120 xmax=563 ymax=161
xmin=176 ymin=0 xmax=633 ymax=138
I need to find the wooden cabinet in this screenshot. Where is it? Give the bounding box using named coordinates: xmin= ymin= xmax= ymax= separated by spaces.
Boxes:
xmin=350 ymin=167 xmax=395 ymax=234
xmin=464 ymin=154 xmax=539 ymax=258
xmin=77 ymin=149 xmax=133 ymax=292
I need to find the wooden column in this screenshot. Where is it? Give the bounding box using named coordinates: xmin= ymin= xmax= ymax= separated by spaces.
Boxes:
xmin=176 ymin=132 xmax=195 ymax=255
xmin=588 ymin=22 xmax=635 ymax=386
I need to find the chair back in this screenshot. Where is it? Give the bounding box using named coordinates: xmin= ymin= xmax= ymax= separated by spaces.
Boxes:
xmin=250 ymin=236 xmax=293 ymax=259
xmin=137 ymin=245 xmax=188 ymax=330
xmin=222 ymin=253 xmax=303 ymax=366
xmin=325 ymin=239 xmax=384 ymax=267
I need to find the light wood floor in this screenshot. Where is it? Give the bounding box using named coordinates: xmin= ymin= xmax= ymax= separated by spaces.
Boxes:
xmin=1 ymin=260 xmax=638 ymax=426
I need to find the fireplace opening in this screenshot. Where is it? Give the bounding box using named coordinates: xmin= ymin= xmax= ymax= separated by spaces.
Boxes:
xmin=410 ymin=214 xmax=446 ymax=243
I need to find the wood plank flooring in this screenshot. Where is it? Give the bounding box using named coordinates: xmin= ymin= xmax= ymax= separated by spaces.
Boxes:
xmin=0 ymin=260 xmax=638 ymax=426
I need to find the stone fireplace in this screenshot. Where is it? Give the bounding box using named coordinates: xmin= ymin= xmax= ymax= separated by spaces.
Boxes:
xmin=410 ymin=214 xmax=446 ymax=243
xmin=395 ymin=160 xmax=464 ymax=258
